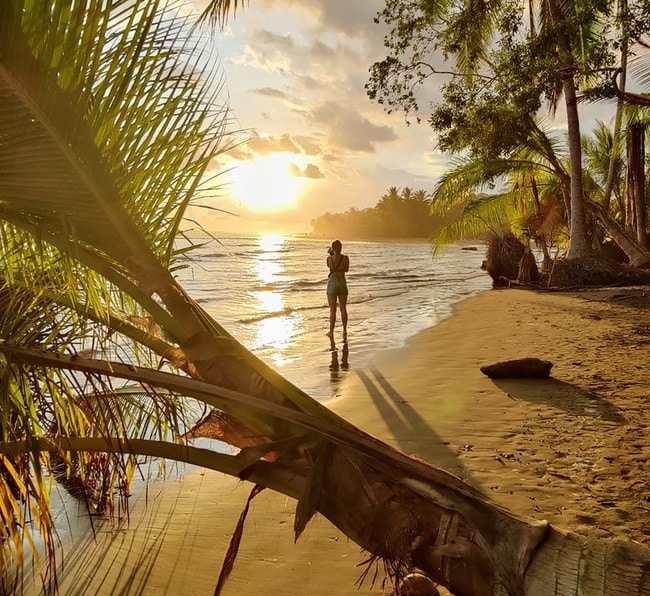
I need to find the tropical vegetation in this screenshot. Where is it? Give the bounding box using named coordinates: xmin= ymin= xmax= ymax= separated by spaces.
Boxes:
xmin=367 ymin=0 xmax=650 ymax=278
xmin=310 ymin=186 xmax=443 ymax=239
xmin=1 ymin=2 xmax=650 ymax=596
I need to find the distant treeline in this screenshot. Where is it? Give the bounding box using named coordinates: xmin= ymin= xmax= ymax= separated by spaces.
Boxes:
xmin=311 ymin=187 xmax=442 ymax=239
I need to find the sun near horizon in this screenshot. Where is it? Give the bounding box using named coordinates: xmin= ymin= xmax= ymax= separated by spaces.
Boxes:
xmin=227 ymin=152 xmax=306 ymax=212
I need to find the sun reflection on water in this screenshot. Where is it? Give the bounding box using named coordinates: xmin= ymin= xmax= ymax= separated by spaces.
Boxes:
xmin=249 ymin=234 xmax=300 ymax=366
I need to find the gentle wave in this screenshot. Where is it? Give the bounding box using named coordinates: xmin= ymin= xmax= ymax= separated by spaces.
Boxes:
xmin=238 ymin=303 xmax=324 ymax=324
xmin=196 ymin=247 xmax=293 ymax=259
xmin=177 ymin=234 xmax=491 ymax=401
xmin=248 ymin=278 xmax=326 ymax=293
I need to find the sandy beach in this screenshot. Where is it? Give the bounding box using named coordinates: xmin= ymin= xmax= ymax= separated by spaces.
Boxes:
xmin=44 ymin=287 xmax=650 ymax=595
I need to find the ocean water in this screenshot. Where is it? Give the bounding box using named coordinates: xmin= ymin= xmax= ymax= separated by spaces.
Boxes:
xmin=177 ymin=233 xmax=491 ymax=401
xmin=41 ymin=233 xmax=491 ymax=557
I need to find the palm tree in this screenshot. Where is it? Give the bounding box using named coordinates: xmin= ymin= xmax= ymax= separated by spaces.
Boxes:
xmin=583 ymin=112 xmax=650 ymax=265
xmin=428 ymin=120 xmax=570 ymax=263
xmin=625 ymin=117 xmax=649 ymax=247
xmin=583 ymin=121 xmax=626 ymax=218
xmin=366 ymin=0 xmax=626 ymax=259
xmin=377 ymin=185 xmax=403 ymax=236
xmin=539 ymin=0 xmax=592 ymax=258
xmin=2 ymin=2 xmax=650 ymax=595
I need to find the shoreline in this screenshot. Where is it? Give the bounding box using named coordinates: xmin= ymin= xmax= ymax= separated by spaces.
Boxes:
xmin=38 ymin=287 xmax=650 ymax=595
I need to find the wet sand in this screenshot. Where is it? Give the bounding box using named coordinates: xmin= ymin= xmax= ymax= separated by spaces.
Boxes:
xmin=46 ymin=288 xmax=650 ymax=595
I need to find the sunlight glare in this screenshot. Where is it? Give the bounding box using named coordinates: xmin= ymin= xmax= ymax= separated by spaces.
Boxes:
xmin=248 ymin=233 xmax=297 ymax=364
xmin=258 ymin=233 xmax=286 ymax=254
xmin=229 ymin=154 xmax=304 ymax=211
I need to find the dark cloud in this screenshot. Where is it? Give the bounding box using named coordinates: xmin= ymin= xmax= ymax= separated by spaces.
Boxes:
xmin=287 ymin=161 xmax=325 ymax=179
xmin=309 ymin=39 xmax=338 ymax=61
xmin=303 ymin=163 xmax=325 ymax=179
xmin=256 ymin=0 xmax=381 ymax=38
xmin=293 ymin=134 xmax=325 ymax=156
xmin=221 ymin=132 xmax=305 ymax=162
xmin=318 ymin=0 xmax=381 ymax=37
xmin=307 ymin=101 xmax=397 ymax=153
xmin=223 ymin=146 xmax=252 ymax=161
xmin=255 ymin=29 xmax=296 ymax=52
xmin=293 ymin=73 xmax=328 ymax=92
xmin=253 ymin=87 xmax=291 ymax=101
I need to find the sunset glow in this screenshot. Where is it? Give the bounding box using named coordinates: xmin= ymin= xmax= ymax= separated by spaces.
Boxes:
xmin=248 ymin=234 xmax=298 ymax=366
xmin=228 ymin=154 xmax=305 ymax=212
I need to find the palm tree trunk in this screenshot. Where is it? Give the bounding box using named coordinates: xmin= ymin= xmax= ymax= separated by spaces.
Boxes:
xmin=530 ymin=176 xmax=552 ymax=270
xmin=524 ymin=528 xmax=650 ymax=594
xmin=626 ymin=121 xmax=648 ymax=249
xmin=564 ymin=77 xmax=591 ymax=258
xmin=602 ymin=0 xmax=628 ymax=212
xmin=543 ymin=0 xmax=591 ymax=258
xmin=6 ymin=334 xmax=650 ymax=596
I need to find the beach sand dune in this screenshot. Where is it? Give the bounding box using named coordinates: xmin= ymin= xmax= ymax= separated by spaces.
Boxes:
xmin=48 ymin=288 xmax=650 ymax=595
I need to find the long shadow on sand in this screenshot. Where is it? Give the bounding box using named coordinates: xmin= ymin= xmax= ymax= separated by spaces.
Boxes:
xmin=357 ymin=368 xmax=471 ymax=480
xmin=59 ymin=487 xmax=183 ymax=596
xmin=489 ymin=377 xmax=626 ymax=424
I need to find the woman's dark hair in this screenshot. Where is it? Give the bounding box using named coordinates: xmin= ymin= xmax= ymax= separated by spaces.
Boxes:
xmin=332 ymin=240 xmax=342 ymax=253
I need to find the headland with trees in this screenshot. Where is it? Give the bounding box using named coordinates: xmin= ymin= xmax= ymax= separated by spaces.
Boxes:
xmin=310 ymin=186 xmax=444 ymax=239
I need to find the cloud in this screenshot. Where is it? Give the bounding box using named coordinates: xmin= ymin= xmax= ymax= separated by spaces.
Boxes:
xmin=253 ymin=87 xmax=291 ymax=101
xmin=293 ymin=134 xmax=325 ymax=156
xmin=315 ymin=1 xmax=383 ymax=37
xmin=287 ymin=162 xmax=301 ymax=177
xmin=303 ymin=163 xmax=325 ymax=179
xmin=222 ymin=146 xmax=251 ymax=161
xmin=248 ymin=132 xmax=301 ymax=155
xmin=218 ymin=132 xmax=304 ymax=163
xmin=235 ymin=26 xmax=362 ymax=87
xmin=231 ymin=31 xmax=296 ymax=73
xmin=288 ymin=162 xmax=325 ymax=179
xmin=255 ymin=0 xmax=383 ymax=38
xmin=306 ymin=101 xmax=397 ymax=153
xmin=293 ymin=73 xmax=328 ymax=92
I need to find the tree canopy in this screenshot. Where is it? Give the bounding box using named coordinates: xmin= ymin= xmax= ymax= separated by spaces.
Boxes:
xmin=367 ymin=0 xmax=650 ymax=260
xmin=311 ymin=186 xmax=443 ymax=239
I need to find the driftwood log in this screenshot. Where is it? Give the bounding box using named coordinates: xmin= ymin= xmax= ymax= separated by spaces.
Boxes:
xmin=480 ymin=358 xmax=553 ymax=379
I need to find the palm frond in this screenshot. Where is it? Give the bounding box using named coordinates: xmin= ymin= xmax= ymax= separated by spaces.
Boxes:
xmin=198 ymin=0 xmax=248 ymax=28
xmin=429 ymin=121 xmax=571 ymax=254
xmin=0 ymin=1 xmax=240 ymax=587
xmin=430 ymin=192 xmax=514 ymax=252
xmin=628 ymin=48 xmax=650 ymax=90
xmin=0 ymin=0 xmax=232 ymax=274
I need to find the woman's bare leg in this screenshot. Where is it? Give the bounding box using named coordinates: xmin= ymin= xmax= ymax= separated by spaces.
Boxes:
xmin=327 ymin=294 xmax=337 ymax=343
xmin=339 ymin=294 xmax=348 ymax=342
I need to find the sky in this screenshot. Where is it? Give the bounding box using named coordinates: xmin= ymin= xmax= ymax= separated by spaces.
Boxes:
xmin=185 ymin=0 xmax=619 ymax=236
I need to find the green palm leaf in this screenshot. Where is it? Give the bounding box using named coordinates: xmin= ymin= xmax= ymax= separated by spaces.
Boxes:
xmin=428 ymin=120 xmax=571 ymax=254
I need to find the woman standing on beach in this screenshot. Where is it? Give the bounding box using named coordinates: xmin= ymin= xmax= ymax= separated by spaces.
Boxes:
xmin=326 ymin=239 xmax=349 ymax=345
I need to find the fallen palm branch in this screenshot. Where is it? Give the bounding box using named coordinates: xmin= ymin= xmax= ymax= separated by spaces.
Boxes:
xmin=2 ymin=346 xmax=649 ymax=595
